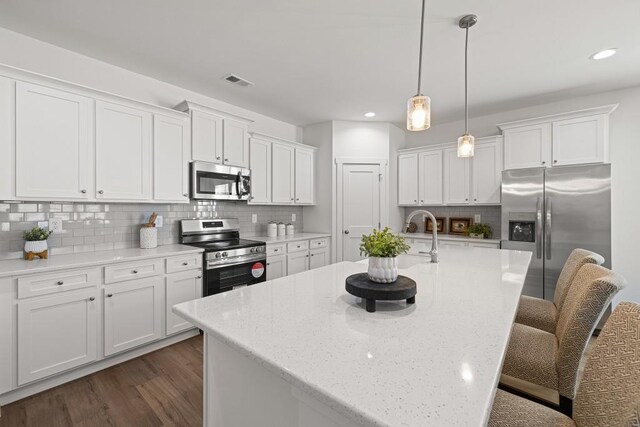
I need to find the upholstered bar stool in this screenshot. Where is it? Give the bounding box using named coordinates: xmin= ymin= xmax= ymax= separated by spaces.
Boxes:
xmin=500 ymin=264 xmax=626 ymax=415
xmin=489 ymin=301 xmax=640 ymax=427
xmin=516 ymin=249 xmax=605 ymax=334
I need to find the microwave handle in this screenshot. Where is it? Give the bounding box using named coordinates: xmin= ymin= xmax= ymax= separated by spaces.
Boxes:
xmin=236 ymin=172 xmax=248 ymax=197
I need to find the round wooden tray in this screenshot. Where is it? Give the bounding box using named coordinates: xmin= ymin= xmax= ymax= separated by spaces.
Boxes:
xmin=345 ymin=273 xmax=417 ymax=313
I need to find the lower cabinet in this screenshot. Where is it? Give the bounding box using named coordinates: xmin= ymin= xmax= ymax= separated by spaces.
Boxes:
xmin=310 ymin=248 xmax=330 ymax=269
xmin=103 ymin=277 xmax=162 ymax=357
xmin=17 ymin=288 xmax=98 ymax=385
xmin=267 ymin=237 xmax=331 ymax=280
xmin=287 ymin=252 xmax=309 ymax=276
xmin=407 ymin=238 xmax=499 ymax=251
xmin=165 ymin=270 xmax=202 ymax=336
xmin=266 ymin=254 xmax=287 ymax=281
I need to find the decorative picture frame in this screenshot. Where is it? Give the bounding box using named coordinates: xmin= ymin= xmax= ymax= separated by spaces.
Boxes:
xmin=425 ymin=217 xmax=445 ymax=233
xmin=449 ymin=217 xmax=472 ymax=235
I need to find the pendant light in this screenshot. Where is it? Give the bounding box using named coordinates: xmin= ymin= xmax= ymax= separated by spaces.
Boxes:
xmin=407 ymin=0 xmax=430 ymax=131
xmin=457 ymin=14 xmax=477 ymax=157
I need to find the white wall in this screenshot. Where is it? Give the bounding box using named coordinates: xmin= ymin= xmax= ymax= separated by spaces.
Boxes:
xmin=0 ymin=27 xmax=301 ymax=141
xmin=302 ymin=122 xmax=333 ymax=234
xmin=406 ymin=86 xmax=640 ymax=305
xmin=388 ymin=124 xmax=406 ymax=232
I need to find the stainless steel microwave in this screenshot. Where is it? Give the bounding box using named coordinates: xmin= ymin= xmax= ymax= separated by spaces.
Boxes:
xmin=190 ymin=161 xmax=251 ymax=200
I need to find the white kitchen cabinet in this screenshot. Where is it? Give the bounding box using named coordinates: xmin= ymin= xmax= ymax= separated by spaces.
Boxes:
xmin=552 ymin=115 xmax=606 ymax=166
xmin=103 ymin=277 xmax=162 ymax=356
xmin=191 ymin=109 xmax=223 ymax=164
xmin=295 ymin=148 xmax=314 ymax=204
xmin=309 ymin=247 xmax=330 ymax=270
xmin=15 ymin=81 xmax=91 ymax=200
xmin=17 ymin=288 xmax=98 ymax=385
xmin=223 ymin=119 xmax=250 ymax=168
xmin=272 ymin=143 xmax=295 ymax=204
xmin=287 ymin=251 xmax=309 ymax=275
xmin=249 ymin=137 xmax=272 ymax=204
xmin=96 ymin=100 xmax=152 ymax=201
xmin=267 ymin=254 xmax=287 ymax=281
xmin=472 ymin=140 xmax=502 ymax=204
xmin=398 ymin=153 xmax=418 ymax=205
xmin=419 ymin=150 xmax=443 ymax=205
xmin=502 ymin=123 xmax=552 ymax=170
xmin=0 ymin=76 xmax=13 ymax=201
xmin=0 ymin=278 xmax=13 ymax=394
xmin=443 ymin=147 xmax=470 ymax=204
xmin=153 ymin=114 xmax=190 ymax=202
xmin=165 ymin=270 xmax=202 ymax=336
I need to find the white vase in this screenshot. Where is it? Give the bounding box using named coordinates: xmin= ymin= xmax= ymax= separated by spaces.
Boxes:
xmin=24 ymin=240 xmax=48 ymax=254
xmin=368 ymin=256 xmax=399 ymax=283
xmin=140 ymin=227 xmax=158 ymax=249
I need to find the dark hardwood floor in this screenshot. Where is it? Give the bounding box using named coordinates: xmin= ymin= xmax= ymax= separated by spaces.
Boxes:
xmin=0 ymin=335 xmax=203 ymax=427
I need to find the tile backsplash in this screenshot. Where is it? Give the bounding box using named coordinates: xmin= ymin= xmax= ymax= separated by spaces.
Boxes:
xmin=404 ymin=205 xmax=502 ymax=238
xmin=0 ymin=201 xmax=303 ymax=260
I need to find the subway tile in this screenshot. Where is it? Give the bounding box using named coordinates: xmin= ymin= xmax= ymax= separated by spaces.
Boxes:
xmin=11 ymin=203 xmax=38 ymax=213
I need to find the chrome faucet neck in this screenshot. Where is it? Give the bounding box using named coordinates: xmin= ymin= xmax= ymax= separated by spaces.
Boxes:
xmin=405 ymin=209 xmax=439 ymax=263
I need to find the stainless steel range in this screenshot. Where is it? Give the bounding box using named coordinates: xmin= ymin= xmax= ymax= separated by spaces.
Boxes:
xmin=179 ymin=218 xmax=266 ymax=296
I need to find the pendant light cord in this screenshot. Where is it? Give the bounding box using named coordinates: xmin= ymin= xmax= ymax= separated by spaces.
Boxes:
xmin=416 ymin=0 xmax=426 ymax=95
xmin=464 ymin=25 xmax=469 ymax=134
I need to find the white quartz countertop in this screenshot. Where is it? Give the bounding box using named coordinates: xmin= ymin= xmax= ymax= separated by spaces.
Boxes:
xmin=252 ymin=232 xmax=331 ymax=244
xmin=401 ymin=232 xmax=501 ymax=245
xmin=174 ymin=247 xmax=531 ymax=426
xmin=0 ymin=244 xmax=203 ymax=278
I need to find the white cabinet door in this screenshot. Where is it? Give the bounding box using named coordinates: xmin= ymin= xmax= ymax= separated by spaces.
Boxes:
xmin=272 ymin=143 xmax=295 ymax=204
xmin=191 ymin=109 xmax=223 ymax=164
xmin=165 ymin=270 xmax=202 ymax=336
xmin=552 ymin=115 xmax=606 ymax=166
xmin=472 ymin=141 xmax=502 ymax=204
xmin=287 ymin=252 xmax=309 ymax=275
xmin=249 ymin=138 xmax=272 ymax=204
xmin=398 ymin=153 xmax=418 ymax=205
xmin=0 ymin=77 xmax=13 ymax=201
xmin=17 ymin=288 xmax=98 ymax=385
xmin=295 ymin=148 xmax=314 ymax=204
xmin=222 ymin=119 xmax=249 ymax=168
xmin=104 ymin=277 xmax=162 ymax=356
xmin=15 ymin=82 xmax=91 ymax=200
xmin=267 ymin=254 xmax=287 ymax=281
xmin=153 ymin=114 xmax=190 ymax=202
xmin=443 ymin=148 xmax=470 ymax=204
xmin=0 ymin=278 xmax=11 ymax=394
xmin=96 ymin=101 xmax=152 ymax=201
xmin=309 ymin=247 xmax=329 ymax=270
xmin=418 ymin=150 xmax=443 ymax=205
xmin=503 ymin=123 xmax=552 ymax=170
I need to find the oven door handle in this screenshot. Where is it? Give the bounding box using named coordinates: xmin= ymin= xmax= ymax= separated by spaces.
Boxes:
xmin=208 ymin=257 xmax=266 ymax=270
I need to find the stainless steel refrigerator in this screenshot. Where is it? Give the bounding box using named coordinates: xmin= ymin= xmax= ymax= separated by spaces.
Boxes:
xmin=501 ymin=164 xmax=611 ymax=300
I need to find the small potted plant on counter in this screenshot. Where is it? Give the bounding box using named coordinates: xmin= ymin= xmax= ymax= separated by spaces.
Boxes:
xmin=467 ymin=223 xmax=492 ymax=239
xmin=23 ymin=226 xmax=53 ymax=260
xmin=360 ymin=227 xmax=410 ymax=283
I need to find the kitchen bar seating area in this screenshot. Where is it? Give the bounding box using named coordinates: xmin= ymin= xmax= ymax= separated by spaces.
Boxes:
xmin=0 ymin=2 xmax=639 ymax=426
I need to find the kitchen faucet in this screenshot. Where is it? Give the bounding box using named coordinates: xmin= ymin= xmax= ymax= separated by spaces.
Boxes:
xmin=405 ymin=210 xmax=439 ymax=263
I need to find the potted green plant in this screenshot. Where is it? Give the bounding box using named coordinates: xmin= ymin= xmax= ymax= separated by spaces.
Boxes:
xmin=360 ymin=227 xmax=410 ymax=283
xmin=467 ymin=223 xmax=492 ymax=239
xmin=23 ymin=226 xmax=53 ymax=260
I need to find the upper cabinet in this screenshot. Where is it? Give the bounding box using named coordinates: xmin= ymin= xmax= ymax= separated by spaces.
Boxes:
xmin=472 ymin=140 xmax=502 ymax=204
xmin=398 ymin=154 xmax=418 ymax=205
xmin=153 ymin=114 xmax=190 ymax=202
xmin=248 ymin=137 xmax=272 ymax=204
xmin=443 ymin=147 xmax=470 ymax=204
xmin=0 ymin=76 xmax=13 ymax=201
xmin=271 ymin=143 xmax=295 ymax=204
xmin=95 ymin=101 xmax=152 ymax=201
xmin=499 ymin=105 xmax=617 ymax=170
xmin=419 ymin=150 xmax=443 ymax=205
xmin=176 ymin=101 xmax=252 ymax=169
xmin=294 ymin=148 xmax=314 ymax=204
xmin=15 ymin=82 xmax=91 ymax=200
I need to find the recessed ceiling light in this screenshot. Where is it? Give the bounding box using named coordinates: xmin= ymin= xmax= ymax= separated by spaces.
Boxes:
xmin=590 ymin=49 xmax=617 ymax=60
xmin=364 ymin=112 xmax=376 ymax=118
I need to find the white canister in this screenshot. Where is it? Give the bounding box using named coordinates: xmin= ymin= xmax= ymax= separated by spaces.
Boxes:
xmin=286 ymin=224 xmax=294 ymax=236
xmin=140 ymin=227 xmax=158 ymax=249
xmin=267 ymin=222 xmax=277 ymax=238
xmin=277 ymin=223 xmax=286 ymax=236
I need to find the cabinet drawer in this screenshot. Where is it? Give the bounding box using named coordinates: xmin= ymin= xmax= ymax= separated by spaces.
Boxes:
xmin=267 ymin=243 xmax=286 ymax=256
xmin=104 ymin=259 xmax=163 ymax=284
xmin=166 ymin=254 xmax=202 ymax=274
xmin=18 ymin=268 xmax=99 ymax=299
xmin=287 ymin=241 xmax=309 ymax=253
xmin=309 ymin=238 xmax=328 ymax=249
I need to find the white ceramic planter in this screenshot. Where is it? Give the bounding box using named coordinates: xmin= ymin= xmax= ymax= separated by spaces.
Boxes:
xmin=24 ymin=240 xmax=47 ymax=254
xmin=368 ymin=256 xmax=399 ymax=283
xmin=140 ymin=227 xmax=158 ymax=249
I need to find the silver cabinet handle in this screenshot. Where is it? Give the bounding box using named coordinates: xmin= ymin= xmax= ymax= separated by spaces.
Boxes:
xmin=290 ymin=198 xmax=294 ymax=201
xmin=216 ymin=156 xmax=221 ymax=160
xmin=344 ymin=230 xmax=350 ymax=235
xmin=89 ymin=297 xmax=95 ymax=301
xmin=80 ymin=189 xmax=87 ymax=194
xmin=542 ymin=161 xmax=546 ymax=165
xmin=107 ymin=294 xmax=113 ymax=298
xmin=57 ymin=280 xmax=64 ymax=285
xmin=545 ymin=197 xmax=552 ymax=260
xmin=98 ymin=190 xmax=104 ymax=195
xmin=420 ymin=200 xmax=424 ymax=203
xmin=535 ymin=197 xmax=543 ymax=259
xmin=306 ymin=255 xmax=309 ymax=258
xmin=132 ymin=270 xmax=138 ymax=274
xmin=465 ymin=198 xmax=469 ymax=201
xmin=296 ymin=198 xmax=299 ymax=201
xmin=553 ymin=160 xmax=558 ymax=164
xmin=183 ymin=193 xmax=189 ymax=197
xmin=196 ymin=275 xmax=202 ymax=279
xmin=182 ymin=262 xmax=189 ymax=266
xmin=224 ymin=158 xmax=229 ymax=162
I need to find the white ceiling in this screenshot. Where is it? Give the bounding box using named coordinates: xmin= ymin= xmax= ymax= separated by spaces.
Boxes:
xmin=0 ymin=0 xmax=639 ymax=127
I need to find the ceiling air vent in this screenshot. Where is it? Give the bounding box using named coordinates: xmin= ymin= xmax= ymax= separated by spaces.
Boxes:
xmin=223 ymin=74 xmax=254 ymax=88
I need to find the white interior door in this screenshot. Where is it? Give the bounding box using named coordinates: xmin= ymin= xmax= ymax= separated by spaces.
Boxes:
xmin=340 ymin=164 xmax=381 ymax=262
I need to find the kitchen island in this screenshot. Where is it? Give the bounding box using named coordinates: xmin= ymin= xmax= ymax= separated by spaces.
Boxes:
xmin=174 ymin=247 xmax=531 ymax=426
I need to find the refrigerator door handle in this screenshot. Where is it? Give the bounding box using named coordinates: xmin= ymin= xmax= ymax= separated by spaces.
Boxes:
xmin=545 ymin=197 xmax=552 ymax=260
xmin=536 ymin=197 xmax=543 ymax=259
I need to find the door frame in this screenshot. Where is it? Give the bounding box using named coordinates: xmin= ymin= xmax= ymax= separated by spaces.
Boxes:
xmin=335 ymin=158 xmax=388 ymax=262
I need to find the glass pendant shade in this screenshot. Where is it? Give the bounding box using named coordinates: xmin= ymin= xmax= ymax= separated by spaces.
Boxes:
xmin=457 ymin=133 xmax=475 ymax=157
xmin=407 ymin=95 xmax=431 ymax=131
